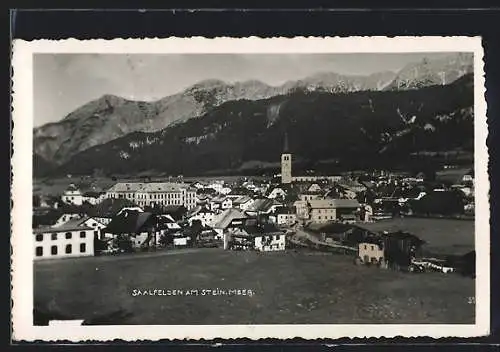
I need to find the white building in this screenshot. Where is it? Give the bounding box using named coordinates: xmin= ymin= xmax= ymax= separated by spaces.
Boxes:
xmin=230 ymin=196 xmax=255 ymax=211
xmin=105 ymin=182 xmax=197 ymax=210
xmin=187 ymin=206 xmax=216 ymax=227
xmin=275 ymin=211 xmax=297 ymax=226
xmin=209 ymin=197 xmax=232 ymax=212
xmin=81 ymin=191 xmax=106 ymax=205
xmin=267 ymin=187 xmax=287 ymax=200
xmin=61 ymin=184 xmax=83 ymax=206
xmin=33 ymin=221 xmax=96 ymax=260
xmin=226 ymin=225 xmax=287 ymax=252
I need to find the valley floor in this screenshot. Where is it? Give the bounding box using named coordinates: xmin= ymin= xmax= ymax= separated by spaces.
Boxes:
xmin=34 ymin=247 xmax=475 ymax=325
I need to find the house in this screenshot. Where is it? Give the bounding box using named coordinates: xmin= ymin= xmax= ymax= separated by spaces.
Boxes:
xmin=231 ymin=196 xmax=255 ymax=211
xmin=461 ymin=169 xmax=474 ymax=184
xmin=266 ymin=187 xmax=287 ymax=200
xmin=209 ymin=196 xmax=232 ymax=212
xmin=357 ymin=239 xmax=385 ymax=265
xmin=69 ymin=216 xmax=107 ymax=240
xmin=359 ymin=204 xmax=374 ymax=222
xmin=270 ymin=207 xmax=297 ymax=226
xmin=293 ymin=200 xmax=310 ymax=220
xmin=52 ymin=212 xmax=83 ymax=228
xmin=307 ymin=199 xmax=360 ymax=223
xmin=245 ymin=198 xmax=282 ymax=217
xmin=160 ymin=205 xmax=188 ymax=222
xmin=33 ymin=219 xmax=96 ymax=260
xmin=212 ymin=208 xmax=249 ymax=240
xmin=225 ymin=220 xmax=287 ymax=251
xmin=192 ymin=182 xmax=206 ymax=189
xmin=307 ymin=183 xmax=322 ymax=193
xmin=220 ymin=186 xmax=233 ymax=195
xmin=87 ymin=198 xmax=140 ymax=225
xmin=61 ymin=184 xmax=84 ymax=206
xmin=187 ymin=206 xmax=216 ymax=227
xmin=38 ymin=195 xmax=60 ymax=209
xmin=104 ymin=210 xmax=159 ymax=249
xmin=81 ymin=191 xmax=106 ymax=205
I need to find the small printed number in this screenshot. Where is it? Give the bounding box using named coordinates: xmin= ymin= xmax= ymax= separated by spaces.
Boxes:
xmin=467 ymin=297 xmax=476 ymax=304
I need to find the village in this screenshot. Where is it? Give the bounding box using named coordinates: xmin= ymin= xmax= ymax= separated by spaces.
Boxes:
xmin=32 ymin=137 xmax=476 ymax=278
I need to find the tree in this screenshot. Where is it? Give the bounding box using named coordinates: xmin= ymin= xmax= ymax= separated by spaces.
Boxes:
xmin=187 ymin=220 xmax=203 ymax=246
xmin=113 ymin=235 xmax=134 ymax=253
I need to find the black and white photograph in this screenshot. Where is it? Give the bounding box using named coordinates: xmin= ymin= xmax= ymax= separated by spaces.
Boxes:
xmin=11 ymin=37 xmax=489 ymax=340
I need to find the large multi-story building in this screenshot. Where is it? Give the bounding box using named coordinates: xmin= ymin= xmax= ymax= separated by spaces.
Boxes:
xmin=105 ymin=182 xmax=197 ymax=210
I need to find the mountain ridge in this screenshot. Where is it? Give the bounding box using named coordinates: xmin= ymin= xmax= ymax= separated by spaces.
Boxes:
xmin=34 ymin=53 xmax=474 ymax=166
xmin=39 ymin=73 xmax=474 ymax=178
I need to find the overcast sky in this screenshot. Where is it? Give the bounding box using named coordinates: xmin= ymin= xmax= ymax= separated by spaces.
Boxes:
xmin=34 ymin=52 xmax=456 ymax=127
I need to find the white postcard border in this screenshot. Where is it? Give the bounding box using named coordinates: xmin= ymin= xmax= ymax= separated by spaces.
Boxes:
xmin=11 ymin=36 xmax=489 ymax=341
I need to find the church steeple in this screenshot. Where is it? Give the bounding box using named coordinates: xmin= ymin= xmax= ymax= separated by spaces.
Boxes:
xmin=281 ymin=131 xmax=292 ymax=184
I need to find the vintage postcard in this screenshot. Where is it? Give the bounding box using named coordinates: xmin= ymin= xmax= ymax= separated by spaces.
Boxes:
xmin=11 ymin=37 xmax=489 ymax=341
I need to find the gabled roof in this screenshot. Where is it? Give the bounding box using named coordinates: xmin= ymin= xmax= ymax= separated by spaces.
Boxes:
xmin=82 ymin=191 xmax=105 ymax=198
xmin=246 ymin=198 xmax=282 ymax=213
xmin=104 ymin=210 xmax=155 ymax=234
xmin=34 ymin=217 xmax=93 ymax=233
xmin=213 ymin=208 xmax=248 ymax=229
xmin=187 ymin=205 xmax=214 ymax=217
xmin=89 ymin=198 xmax=139 ymax=218
xmin=232 ymin=195 xmax=253 ymax=205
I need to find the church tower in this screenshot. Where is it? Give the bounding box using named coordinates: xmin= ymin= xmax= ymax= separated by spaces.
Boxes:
xmin=281 ymin=132 xmax=292 ymax=184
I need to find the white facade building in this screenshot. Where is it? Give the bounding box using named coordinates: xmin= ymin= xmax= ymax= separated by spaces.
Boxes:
xmin=33 ymin=224 xmax=95 ymax=260
xmin=61 ymin=184 xmax=84 ymax=206
xmin=105 ymin=182 xmax=197 ymax=210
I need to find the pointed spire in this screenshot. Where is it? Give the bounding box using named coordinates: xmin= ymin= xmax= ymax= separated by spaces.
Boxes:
xmin=283 ymin=132 xmax=289 ymax=153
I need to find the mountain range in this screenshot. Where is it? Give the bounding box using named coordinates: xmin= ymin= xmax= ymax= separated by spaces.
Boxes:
xmin=33 ymin=53 xmax=473 ymax=174
xmin=40 ymin=71 xmax=474 ymax=178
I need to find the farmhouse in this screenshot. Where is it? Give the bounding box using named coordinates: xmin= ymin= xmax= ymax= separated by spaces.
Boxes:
xmin=307 ymin=199 xmax=360 ymax=224
xmin=357 ymin=239 xmax=385 ymax=266
xmin=245 ymin=198 xmax=282 ymax=216
xmin=33 ymin=219 xmax=96 ymax=260
xmin=212 ymin=208 xmax=249 ymax=240
xmin=87 ymin=198 xmax=140 ymax=225
xmin=270 ymin=207 xmax=297 ymax=226
xmin=230 ymin=195 xmax=255 ymax=211
xmin=104 ymin=210 xmax=159 ymax=249
xmin=225 ymin=220 xmax=287 ymax=251
xmin=187 ymin=206 xmax=216 ymax=227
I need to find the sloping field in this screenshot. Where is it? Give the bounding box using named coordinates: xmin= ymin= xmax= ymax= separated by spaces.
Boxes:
xmin=34 ymin=248 xmax=474 ymax=325
xmin=360 ymin=218 xmax=474 ymax=256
